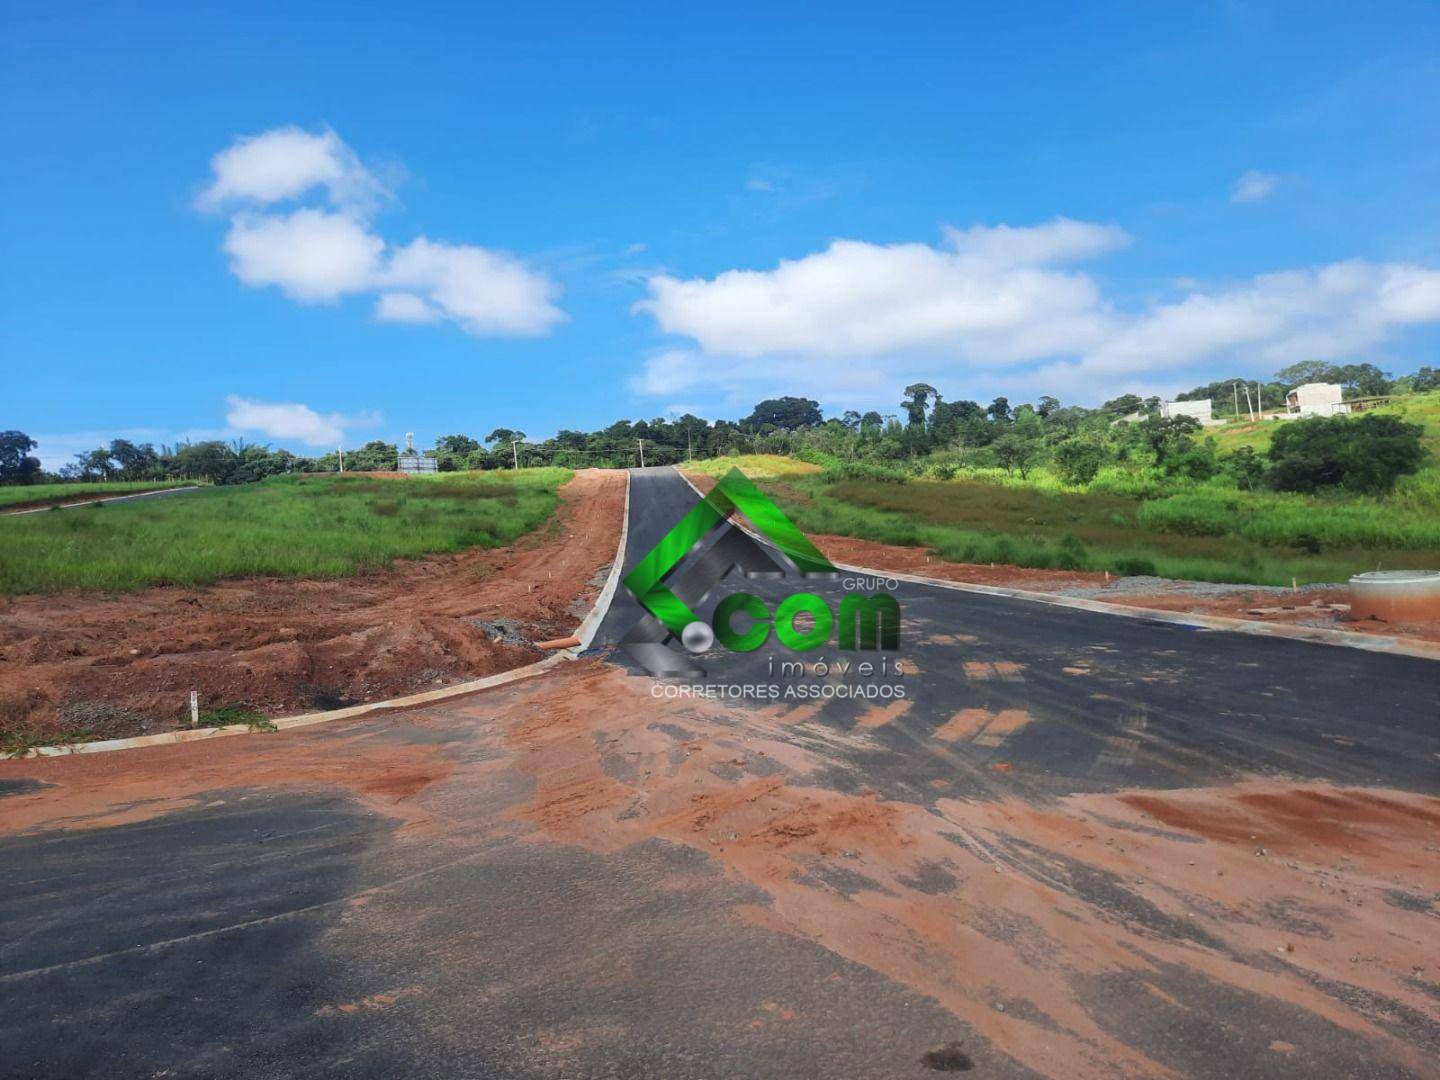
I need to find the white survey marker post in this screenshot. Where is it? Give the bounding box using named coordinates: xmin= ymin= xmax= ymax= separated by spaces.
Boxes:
xmin=189 ymin=690 xmax=199 ymax=727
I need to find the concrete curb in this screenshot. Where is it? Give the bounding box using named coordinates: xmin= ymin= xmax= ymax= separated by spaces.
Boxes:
xmin=674 ymin=467 xmax=1440 ymax=664
xmin=17 ymin=471 xmax=634 ymax=758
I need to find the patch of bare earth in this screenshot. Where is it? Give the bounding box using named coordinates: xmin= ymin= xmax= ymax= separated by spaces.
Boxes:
xmin=0 ymin=469 xmax=625 ymax=741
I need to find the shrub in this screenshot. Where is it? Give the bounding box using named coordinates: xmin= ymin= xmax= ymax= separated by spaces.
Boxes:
xmin=1052 ymin=439 xmax=1105 ymax=485
xmin=1267 ymin=414 xmax=1427 ymax=494
xmin=1112 ymin=556 xmax=1157 ymax=577
xmin=1223 ymin=446 xmax=1266 ymax=490
xmin=819 ymin=461 xmax=910 ymax=484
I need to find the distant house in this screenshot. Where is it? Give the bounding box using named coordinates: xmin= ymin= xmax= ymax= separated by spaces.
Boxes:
xmin=1285 ymin=383 xmax=1348 ymax=418
xmin=1160 ymin=399 xmax=1223 ymax=426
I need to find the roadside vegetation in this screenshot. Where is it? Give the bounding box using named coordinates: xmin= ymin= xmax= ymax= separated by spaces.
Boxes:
xmin=6 ymin=360 xmax=1437 ymax=590
xmin=681 ymin=378 xmax=1440 ymax=586
xmin=0 ymin=469 xmax=570 ymax=595
xmin=744 ymin=470 xmax=1440 ymax=586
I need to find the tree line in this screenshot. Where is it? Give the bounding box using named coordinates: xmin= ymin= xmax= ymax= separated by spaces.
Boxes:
xmin=3 ymin=359 xmax=1434 ymax=494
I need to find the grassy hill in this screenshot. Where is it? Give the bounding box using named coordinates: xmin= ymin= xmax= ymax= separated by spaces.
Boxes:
xmin=0 ymin=469 xmax=570 ymax=594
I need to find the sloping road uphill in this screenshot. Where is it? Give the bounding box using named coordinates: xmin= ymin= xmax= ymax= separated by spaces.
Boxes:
xmin=2 ymin=467 xmax=1437 ymax=1078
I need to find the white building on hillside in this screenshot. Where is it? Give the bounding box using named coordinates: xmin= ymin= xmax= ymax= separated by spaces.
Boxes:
xmin=1161 ymin=398 xmax=1223 ymax=426
xmin=1285 ymin=383 xmax=1348 ymax=418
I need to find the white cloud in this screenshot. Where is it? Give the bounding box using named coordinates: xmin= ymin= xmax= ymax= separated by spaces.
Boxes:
xmin=201 ymin=125 xmax=564 ymax=338
xmin=634 ymin=220 xmax=1123 ymax=363
xmin=224 ymin=395 xmax=380 ymax=448
xmin=197 ymin=126 xmax=389 ymax=215
xmin=633 ymin=220 xmax=1440 ymax=406
xmin=941 ymin=218 xmax=1129 ymax=266
xmin=1231 ymin=170 xmax=1279 ymax=204
xmin=223 ymin=209 xmax=384 ymax=303
xmin=374 ymin=292 xmax=440 ymax=323
xmin=1047 ymin=260 xmax=1440 ymax=388
xmin=381 ymin=238 xmax=565 ymax=336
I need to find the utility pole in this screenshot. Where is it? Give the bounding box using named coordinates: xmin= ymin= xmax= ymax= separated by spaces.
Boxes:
xmin=512 ymin=440 xmax=520 ymax=471
xmin=1242 ymin=384 xmax=1254 ymax=421
xmin=1255 ymin=382 xmax=1263 ymax=420
xmin=686 ymin=424 xmax=692 ymax=461
xmin=637 ymin=439 xmax=646 ymax=468
xmin=338 ymin=445 xmax=345 ymax=473
xmin=1233 ymin=382 xmax=1241 ymax=420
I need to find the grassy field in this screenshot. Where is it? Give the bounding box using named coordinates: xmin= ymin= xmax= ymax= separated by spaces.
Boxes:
xmin=0 ymin=469 xmax=570 ymax=595
xmin=0 ymin=480 xmax=199 ymax=510
xmin=698 ymin=455 xmax=1440 ymax=585
xmin=684 ymin=455 xmax=823 ymax=480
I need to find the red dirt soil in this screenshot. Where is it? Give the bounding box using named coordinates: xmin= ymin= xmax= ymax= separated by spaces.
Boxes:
xmin=0 ymin=469 xmax=625 ymax=741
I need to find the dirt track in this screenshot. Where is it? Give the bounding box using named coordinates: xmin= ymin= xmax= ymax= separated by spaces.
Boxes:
xmin=0 ymin=469 xmax=625 ymax=741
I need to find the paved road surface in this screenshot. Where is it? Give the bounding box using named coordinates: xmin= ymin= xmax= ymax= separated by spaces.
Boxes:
xmin=1 ymin=466 xmax=1436 ymax=1078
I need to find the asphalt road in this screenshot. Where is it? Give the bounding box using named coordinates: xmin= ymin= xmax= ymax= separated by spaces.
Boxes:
xmin=595 ymin=468 xmax=1440 ymax=799
xmin=1 ymin=466 xmax=1436 ymax=1079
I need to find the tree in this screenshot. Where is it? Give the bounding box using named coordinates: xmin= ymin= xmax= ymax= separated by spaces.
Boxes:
xmin=0 ymin=430 xmax=42 ymax=485
xmin=109 ymin=439 xmax=159 ymax=479
xmin=173 ymin=441 xmax=239 ymax=483
xmin=1223 ymin=446 xmax=1265 ymax=491
xmin=1053 ymin=438 xmax=1105 ymax=485
xmin=900 ymin=383 xmax=939 ymax=428
xmin=742 ymin=397 xmax=823 ymax=430
xmin=346 ymin=440 xmax=400 ymax=471
xmin=986 ymin=396 xmax=1012 ymax=423
xmin=1273 ymin=360 xmax=1337 ymax=389
xmin=1267 ymin=414 xmax=1426 ymax=494
xmin=1411 ymin=366 xmax=1440 ymax=392
xmin=991 ymin=432 xmax=1040 ymax=478
xmin=1036 ymin=395 xmax=1061 ymax=418
xmin=485 ymin=428 xmax=525 ymax=447
xmin=1101 ymin=393 xmax=1145 ymax=417
xmin=1330 ymin=362 xmax=1392 ymax=397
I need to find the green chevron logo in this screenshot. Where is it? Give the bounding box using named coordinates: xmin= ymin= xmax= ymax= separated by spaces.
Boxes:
xmin=620 ymin=469 xmax=900 ymax=676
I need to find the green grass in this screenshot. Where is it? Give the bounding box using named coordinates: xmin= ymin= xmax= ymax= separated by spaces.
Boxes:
xmin=754 ymin=471 xmax=1440 ymax=586
xmin=684 ymin=454 xmax=823 ymax=480
xmin=189 ymin=702 xmax=276 ymax=732
xmin=0 ymin=468 xmax=571 ymax=595
xmin=0 ymin=480 xmax=199 ymax=510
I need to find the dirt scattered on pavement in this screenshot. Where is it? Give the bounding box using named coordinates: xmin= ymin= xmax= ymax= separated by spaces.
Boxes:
xmin=0 ymin=716 xmax=455 ymax=835
xmin=0 ymin=470 xmax=625 ymax=742
xmin=483 ymin=662 xmax=1440 ymax=1078
xmin=3 ymin=656 xmax=1436 ymax=1076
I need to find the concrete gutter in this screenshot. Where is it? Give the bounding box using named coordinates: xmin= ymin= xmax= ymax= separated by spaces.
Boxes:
xmin=674 ymin=467 xmax=1440 ymax=664
xmin=17 ymin=471 xmax=633 ymax=758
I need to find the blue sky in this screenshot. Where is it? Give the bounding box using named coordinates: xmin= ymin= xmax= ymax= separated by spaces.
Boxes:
xmin=4 ymin=1 xmax=1439 ymax=467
